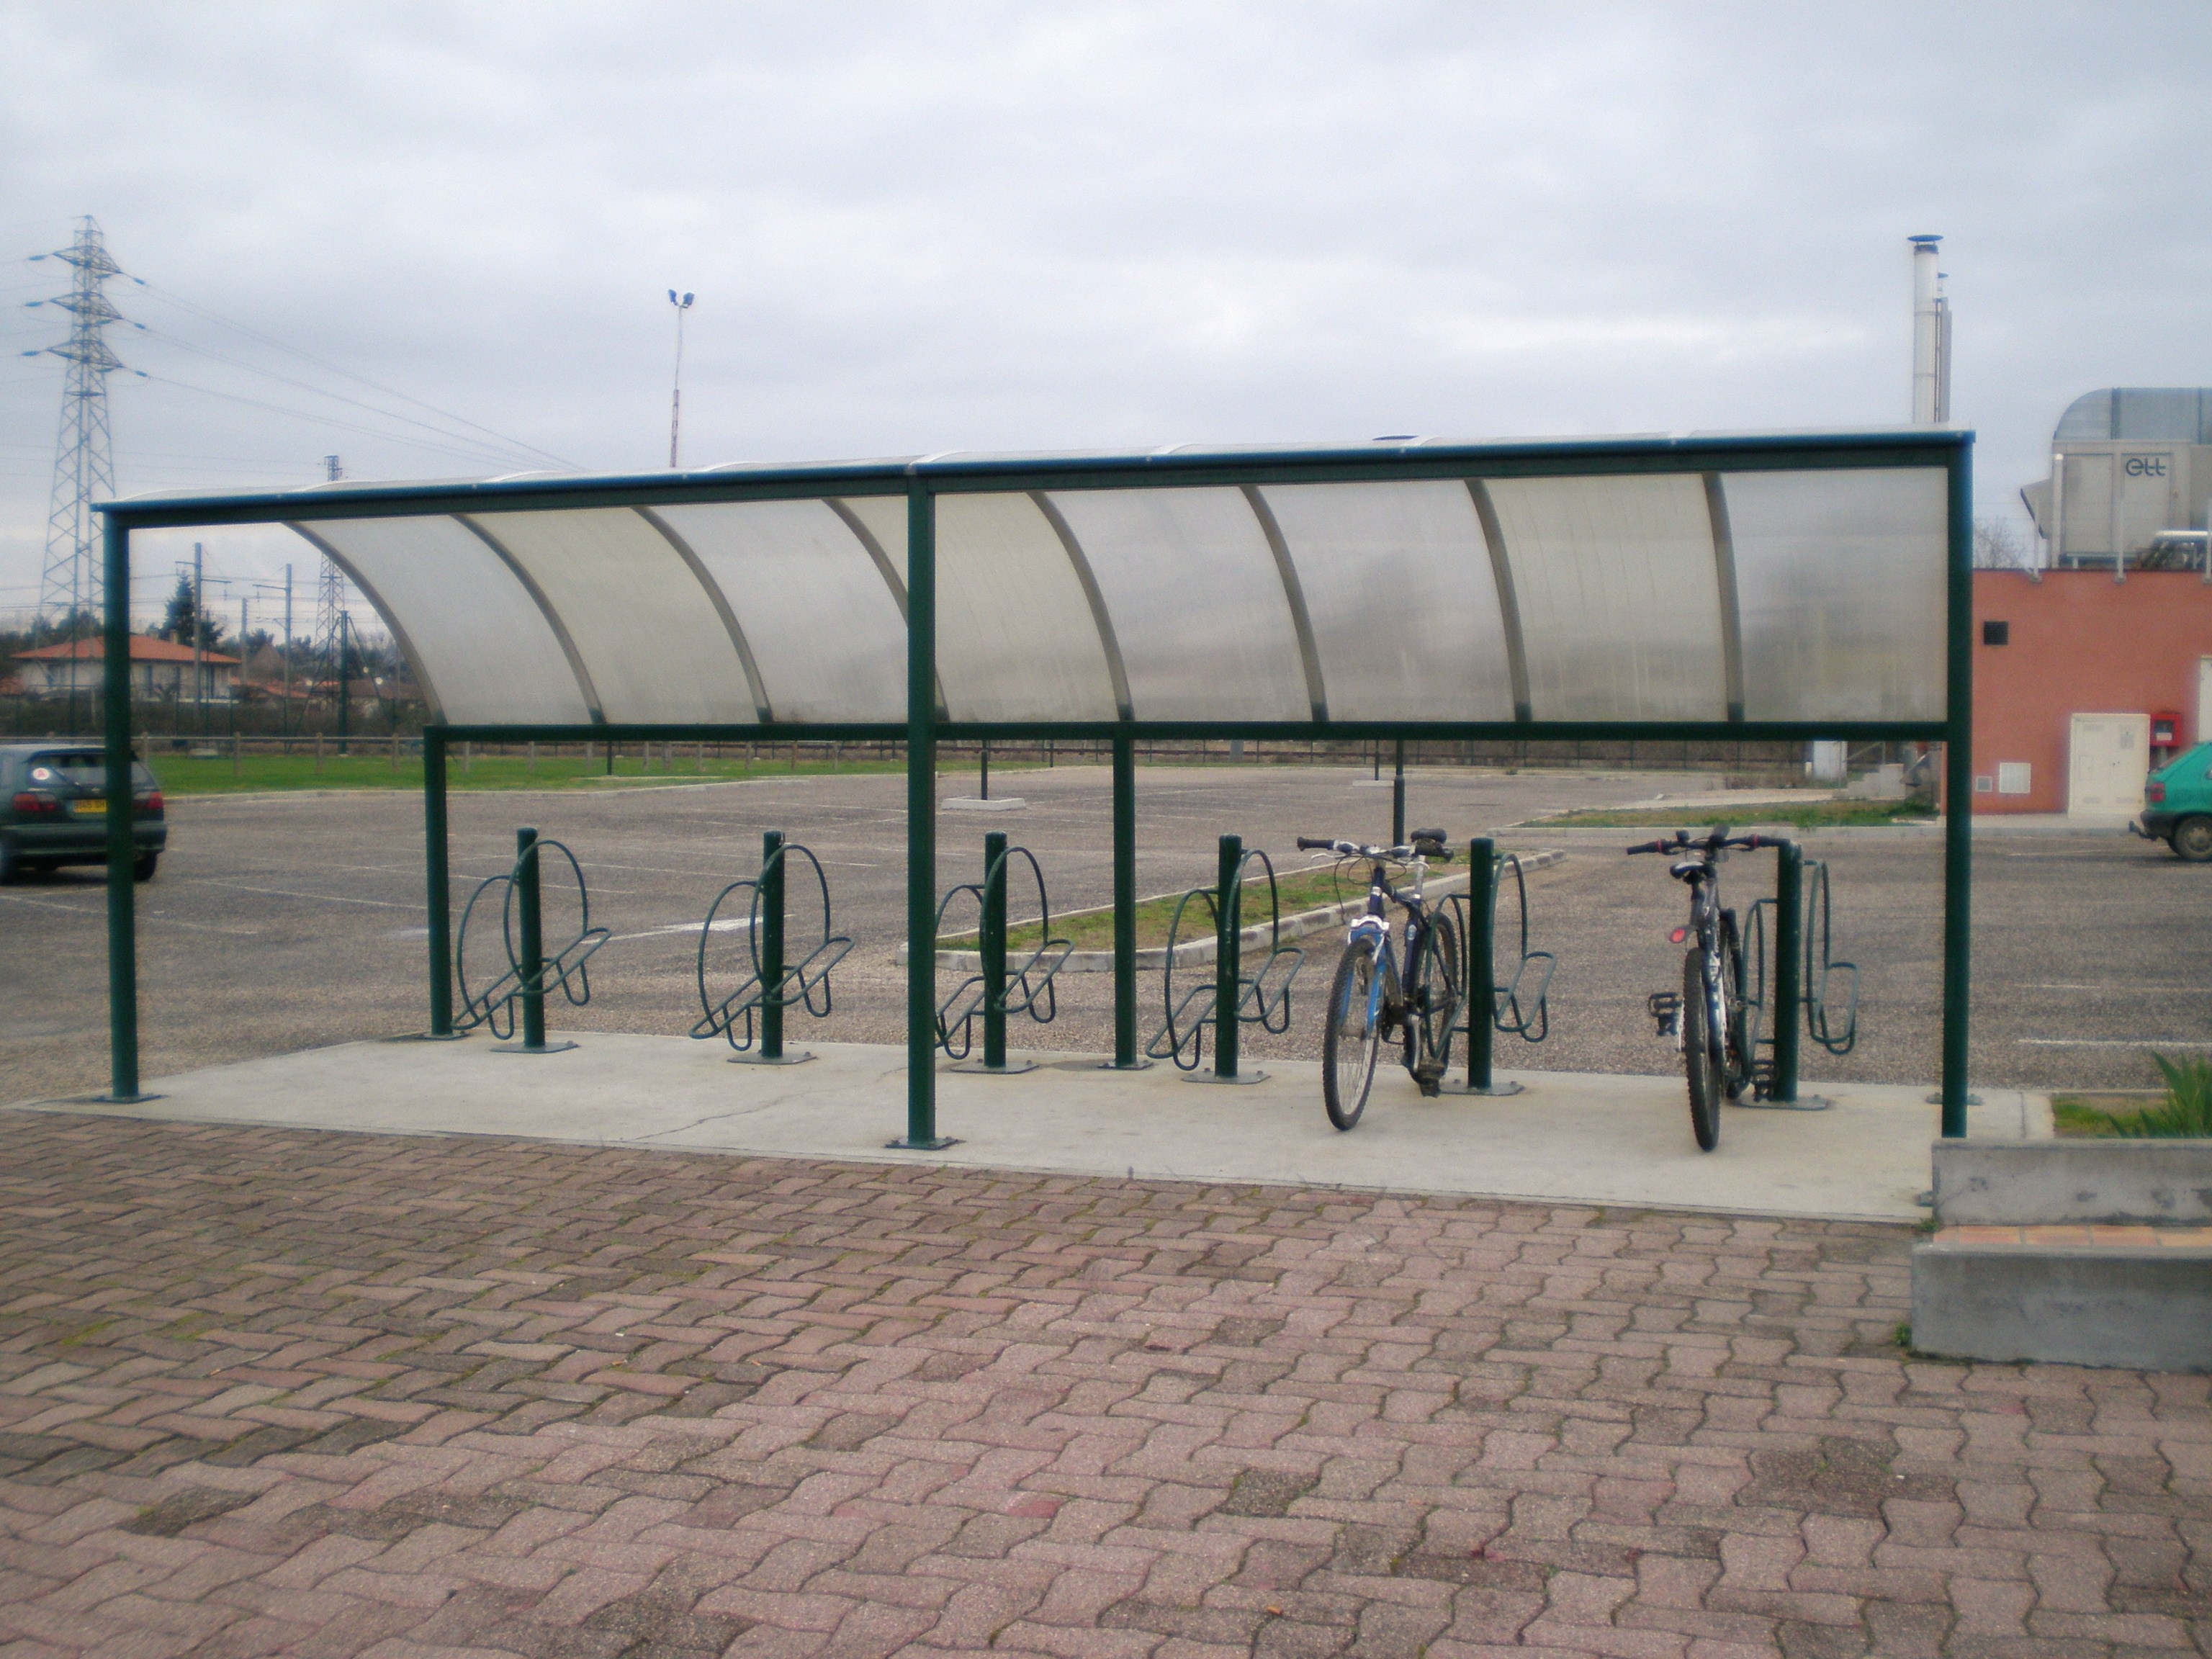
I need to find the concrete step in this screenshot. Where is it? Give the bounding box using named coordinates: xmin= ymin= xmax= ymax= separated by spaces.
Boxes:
xmin=1910 ymin=1224 xmax=2212 ymax=1372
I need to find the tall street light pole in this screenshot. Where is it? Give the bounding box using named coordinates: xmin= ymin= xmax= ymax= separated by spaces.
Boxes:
xmin=667 ymin=289 xmax=694 ymax=468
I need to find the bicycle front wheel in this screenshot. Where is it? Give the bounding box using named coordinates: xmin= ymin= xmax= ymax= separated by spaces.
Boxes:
xmin=1323 ymin=937 xmax=1384 ymax=1130
xmin=1407 ymin=913 xmax=1461 ymax=1094
xmin=1682 ymin=950 xmax=1722 ymax=1151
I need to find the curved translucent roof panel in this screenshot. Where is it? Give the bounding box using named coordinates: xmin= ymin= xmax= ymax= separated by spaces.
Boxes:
xmin=112 ymin=430 xmax=1961 ymax=731
xmin=1725 ymin=468 xmax=1948 ymax=721
xmin=1044 ymin=486 xmax=1310 ymax=722
xmin=293 ymin=514 xmax=593 ymax=727
xmin=654 ymin=498 xmax=904 ymax=724
xmin=1257 ymin=480 xmax=1515 ymax=721
xmin=1489 ymin=473 xmax=1727 ymax=721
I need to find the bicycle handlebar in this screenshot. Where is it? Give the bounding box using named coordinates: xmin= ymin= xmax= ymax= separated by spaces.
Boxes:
xmin=1296 ymin=835 xmax=1453 ymax=864
xmin=1623 ymin=827 xmax=1785 ymax=857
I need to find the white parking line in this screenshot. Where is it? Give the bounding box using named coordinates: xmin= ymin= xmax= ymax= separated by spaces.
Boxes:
xmin=605 ymin=918 xmax=753 ymax=943
xmin=197 ymin=880 xmax=421 ymax=911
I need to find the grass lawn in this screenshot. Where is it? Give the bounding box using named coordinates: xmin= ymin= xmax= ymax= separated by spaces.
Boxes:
xmin=940 ymin=861 xmax=1416 ymax=953
xmin=1528 ymin=799 xmax=1938 ymax=831
xmin=2051 ymin=1092 xmax=2172 ymax=1137
xmin=143 ymin=752 xmax=911 ymax=797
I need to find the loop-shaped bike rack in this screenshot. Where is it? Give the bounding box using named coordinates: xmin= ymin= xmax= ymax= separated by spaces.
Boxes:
xmin=1738 ymin=842 xmax=1859 ymax=1102
xmin=691 ymin=830 xmax=852 ymax=1065
xmin=934 ymin=831 xmax=1071 ymax=1072
xmin=454 ymin=827 xmax=608 ymax=1053
xmin=1442 ymin=837 xmax=1557 ymax=1095
xmin=1147 ymin=833 xmax=1303 ymax=1081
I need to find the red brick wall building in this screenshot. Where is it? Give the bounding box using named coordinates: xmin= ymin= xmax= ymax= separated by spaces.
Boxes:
xmin=1973 ymin=569 xmax=2212 ymax=814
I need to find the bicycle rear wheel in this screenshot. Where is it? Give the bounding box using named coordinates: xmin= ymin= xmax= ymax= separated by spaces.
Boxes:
xmin=1682 ymin=950 xmax=1722 ymax=1151
xmin=1406 ymin=913 xmax=1460 ymax=1095
xmin=1323 ymin=937 xmax=1384 ymax=1130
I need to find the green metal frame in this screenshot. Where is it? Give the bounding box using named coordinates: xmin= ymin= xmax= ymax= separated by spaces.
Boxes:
xmin=96 ymin=429 xmax=1974 ymax=1144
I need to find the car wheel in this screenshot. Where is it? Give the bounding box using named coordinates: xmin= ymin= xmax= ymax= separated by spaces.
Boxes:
xmin=132 ymin=851 xmax=160 ymax=882
xmin=2173 ymin=817 xmax=2212 ymax=863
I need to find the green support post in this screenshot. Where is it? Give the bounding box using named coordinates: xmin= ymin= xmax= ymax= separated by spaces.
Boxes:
xmin=1392 ymin=740 xmax=1406 ymax=846
xmin=1214 ymin=833 xmax=1240 ymax=1079
xmin=760 ymin=830 xmax=786 ymax=1060
xmin=981 ymin=831 xmax=1008 ymax=1069
xmin=1467 ymin=837 xmax=1495 ymax=1092
xmin=1184 ymin=832 xmax=1260 ymax=1084
xmin=423 ymin=728 xmax=456 ymax=1038
xmin=1771 ymin=840 xmax=1803 ymax=1103
xmin=1445 ymin=837 xmax=1523 ymax=1097
xmin=1940 ymin=445 xmax=1974 ymax=1136
xmin=101 ymin=515 xmax=143 ymax=1102
xmin=1110 ymin=734 xmax=1141 ymax=1069
xmin=516 ymin=827 xmax=546 ymax=1050
xmin=896 ymin=482 xmax=953 ymax=1146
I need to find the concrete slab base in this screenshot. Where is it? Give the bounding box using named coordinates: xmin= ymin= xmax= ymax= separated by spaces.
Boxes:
xmin=15 ymin=1034 xmax=2049 ymax=1223
xmin=1912 ymin=1239 xmax=2212 ymax=1371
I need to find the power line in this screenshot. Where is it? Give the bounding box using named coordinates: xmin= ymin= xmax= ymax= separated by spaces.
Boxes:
xmin=130 ymin=321 xmax=562 ymax=469
xmin=126 ymin=276 xmax=576 ymax=469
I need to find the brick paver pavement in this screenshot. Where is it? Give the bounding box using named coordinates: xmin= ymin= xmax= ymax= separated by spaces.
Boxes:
xmin=0 ymin=1113 xmax=2204 ymax=1659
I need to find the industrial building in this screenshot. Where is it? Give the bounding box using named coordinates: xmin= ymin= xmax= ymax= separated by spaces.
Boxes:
xmin=1978 ymin=387 xmax=2212 ymax=814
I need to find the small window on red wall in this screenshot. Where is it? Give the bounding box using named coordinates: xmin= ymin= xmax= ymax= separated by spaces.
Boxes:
xmin=1982 ymin=620 xmax=2010 ymax=646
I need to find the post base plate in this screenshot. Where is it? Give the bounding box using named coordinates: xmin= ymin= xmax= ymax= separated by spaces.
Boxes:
xmin=491 ymin=1040 xmax=578 ymax=1056
xmin=729 ymin=1050 xmax=815 ymax=1066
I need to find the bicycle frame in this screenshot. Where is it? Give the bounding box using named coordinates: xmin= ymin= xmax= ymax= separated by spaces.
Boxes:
xmin=1345 ymin=850 xmax=1436 ymax=1059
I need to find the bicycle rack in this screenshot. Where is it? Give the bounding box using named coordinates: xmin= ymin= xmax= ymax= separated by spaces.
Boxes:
xmin=691 ymin=830 xmax=851 ymax=1065
xmin=1442 ymin=838 xmax=1557 ymax=1095
xmin=1739 ymin=844 xmax=1859 ymax=1103
xmin=454 ymin=827 xmax=608 ymax=1053
xmin=933 ymin=831 xmax=1071 ymax=1073
xmin=1146 ymin=833 xmax=1303 ymax=1082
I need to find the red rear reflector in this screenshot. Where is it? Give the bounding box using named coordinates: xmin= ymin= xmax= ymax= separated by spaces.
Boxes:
xmin=140 ymin=791 xmax=163 ymax=813
xmin=2146 ymin=782 xmax=2165 ymax=804
xmin=12 ymin=792 xmax=59 ymax=815
xmin=1670 ymin=927 xmax=1689 ymax=943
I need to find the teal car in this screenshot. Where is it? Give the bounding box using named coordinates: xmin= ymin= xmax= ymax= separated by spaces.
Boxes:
xmin=0 ymin=743 xmax=166 ymax=882
xmin=2134 ymin=740 xmax=2212 ymax=862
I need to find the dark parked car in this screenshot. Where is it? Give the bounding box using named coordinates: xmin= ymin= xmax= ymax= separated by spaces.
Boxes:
xmin=0 ymin=743 xmax=166 ymax=882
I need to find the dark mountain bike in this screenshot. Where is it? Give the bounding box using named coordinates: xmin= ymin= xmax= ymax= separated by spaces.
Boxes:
xmin=1295 ymin=830 xmax=1460 ymax=1130
xmin=1629 ymin=827 xmax=1777 ymax=1151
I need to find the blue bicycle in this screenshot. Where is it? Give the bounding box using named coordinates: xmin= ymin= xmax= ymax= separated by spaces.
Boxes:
xmin=1296 ymin=830 xmax=1460 ymax=1130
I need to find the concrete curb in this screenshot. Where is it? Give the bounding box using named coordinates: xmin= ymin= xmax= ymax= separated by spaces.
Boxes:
xmin=903 ymin=849 xmax=1565 ymax=973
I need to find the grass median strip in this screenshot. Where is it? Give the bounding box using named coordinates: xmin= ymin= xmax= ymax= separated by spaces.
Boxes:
xmin=1525 ymin=799 xmax=1936 ymax=831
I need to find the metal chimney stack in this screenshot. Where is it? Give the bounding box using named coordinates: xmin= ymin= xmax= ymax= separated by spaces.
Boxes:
xmin=1910 ymin=234 xmax=1950 ymax=423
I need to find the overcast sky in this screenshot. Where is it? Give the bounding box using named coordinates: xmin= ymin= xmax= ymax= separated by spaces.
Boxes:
xmin=4 ymin=1 xmax=2210 ymax=630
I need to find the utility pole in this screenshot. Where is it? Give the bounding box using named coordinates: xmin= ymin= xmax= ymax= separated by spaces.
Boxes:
xmin=282 ymin=563 xmax=294 ymax=734
xmin=193 ymin=542 xmax=206 ymax=737
xmin=667 ymin=289 xmax=693 ymax=467
xmin=32 ymin=217 xmax=127 ymax=737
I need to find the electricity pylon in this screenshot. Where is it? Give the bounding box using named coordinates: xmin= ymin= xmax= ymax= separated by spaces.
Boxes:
xmin=35 ymin=217 xmax=125 ymax=645
xmin=312 ymin=456 xmax=352 ymax=748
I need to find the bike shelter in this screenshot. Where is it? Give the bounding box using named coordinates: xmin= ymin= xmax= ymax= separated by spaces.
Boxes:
xmin=87 ymin=429 xmax=1976 ymax=1148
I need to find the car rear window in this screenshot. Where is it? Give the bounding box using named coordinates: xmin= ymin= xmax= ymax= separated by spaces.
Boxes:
xmin=24 ymin=752 xmax=157 ymax=789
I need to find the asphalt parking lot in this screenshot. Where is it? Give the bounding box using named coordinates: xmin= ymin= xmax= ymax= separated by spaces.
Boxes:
xmin=4 ymin=763 xmax=2208 ymax=1105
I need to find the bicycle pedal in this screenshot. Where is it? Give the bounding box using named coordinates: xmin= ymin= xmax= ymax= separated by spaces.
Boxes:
xmin=1645 ymin=991 xmax=1680 ymax=1037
